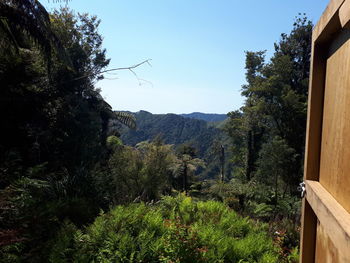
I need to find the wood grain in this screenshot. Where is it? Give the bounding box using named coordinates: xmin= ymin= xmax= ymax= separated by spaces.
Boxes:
xmin=313 ymin=0 xmax=345 ymax=42
xmin=300 ymin=199 xmax=317 ymax=263
xmin=301 ymin=1 xmax=350 ymax=261
xmin=303 ymin=44 xmax=327 ymax=181
xmin=339 ymin=0 xmax=350 ymax=28
xmin=305 ymin=180 xmax=350 ymax=262
xmin=315 ymin=222 xmax=340 ymax=263
xmin=319 ymin=38 xmax=350 ymax=213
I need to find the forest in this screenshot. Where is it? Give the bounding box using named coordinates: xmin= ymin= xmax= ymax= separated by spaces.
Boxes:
xmin=120 ymin=110 xmax=233 ymax=180
xmin=0 ymin=1 xmax=311 ymax=262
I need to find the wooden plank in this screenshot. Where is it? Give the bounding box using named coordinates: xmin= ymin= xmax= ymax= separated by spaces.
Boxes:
xmin=315 ymin=222 xmax=340 ymax=263
xmin=305 ymin=180 xmax=350 ymax=262
xmin=300 ymin=199 xmax=317 ymax=263
xmin=339 ymin=0 xmax=350 ymax=28
xmin=302 ymin=1 xmax=350 ymax=262
xmin=319 ymin=37 xmax=350 ymax=213
xmin=313 ymin=0 xmax=345 ymax=43
xmin=303 ymin=43 xmax=327 ymax=181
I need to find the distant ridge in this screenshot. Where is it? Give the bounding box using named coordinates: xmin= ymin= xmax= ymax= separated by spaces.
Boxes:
xmin=120 ymin=111 xmax=219 ymax=152
xmin=120 ymin=110 xmax=233 ymax=180
xmin=180 ymin=112 xmax=228 ymax=122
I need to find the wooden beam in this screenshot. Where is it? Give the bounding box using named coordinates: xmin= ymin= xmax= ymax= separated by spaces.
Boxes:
xmin=303 ymin=43 xmax=327 ymax=181
xmin=300 ymin=199 xmax=317 ymax=263
xmin=313 ymin=0 xmax=345 ymax=43
xmin=305 ymin=180 xmax=350 ymax=261
xmin=339 ymin=0 xmax=350 ymax=28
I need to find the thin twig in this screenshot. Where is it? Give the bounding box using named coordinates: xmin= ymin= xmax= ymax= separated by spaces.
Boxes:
xmin=103 ymin=77 xmax=119 ymax=80
xmin=68 ymin=59 xmax=152 ymax=84
xmin=99 ymin=59 xmax=152 ymax=75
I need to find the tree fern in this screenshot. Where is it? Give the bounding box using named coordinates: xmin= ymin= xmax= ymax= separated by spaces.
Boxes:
xmin=113 ymin=111 xmax=136 ymax=130
xmin=0 ymin=0 xmax=67 ymax=66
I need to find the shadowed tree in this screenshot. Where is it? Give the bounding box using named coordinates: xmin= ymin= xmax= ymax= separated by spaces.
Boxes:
xmin=172 ymin=151 xmax=205 ymax=194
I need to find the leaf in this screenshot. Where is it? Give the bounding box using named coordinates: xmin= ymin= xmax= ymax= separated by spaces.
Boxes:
xmin=113 ymin=111 xmax=136 ymax=129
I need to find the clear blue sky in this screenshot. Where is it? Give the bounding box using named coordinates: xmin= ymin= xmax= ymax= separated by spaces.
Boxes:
xmin=44 ymin=0 xmax=329 ymax=114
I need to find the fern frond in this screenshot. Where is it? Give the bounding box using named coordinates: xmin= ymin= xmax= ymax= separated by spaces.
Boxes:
xmin=0 ymin=0 xmax=69 ymax=66
xmin=113 ymin=111 xmax=136 ymax=129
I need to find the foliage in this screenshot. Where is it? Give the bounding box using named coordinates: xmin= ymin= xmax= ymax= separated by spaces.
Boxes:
xmin=223 ymin=15 xmax=312 ymax=217
xmin=48 ymin=220 xmax=78 ymax=263
xmin=212 ymin=16 xmax=313 ymax=260
xmin=48 ymin=195 xmax=280 ymax=262
xmin=121 ymin=110 xmax=233 ymax=180
xmin=0 ymin=0 xmax=65 ymax=65
xmin=94 ymin=138 xmax=206 ymax=207
xmin=287 ymin=247 xmax=299 ymax=263
xmin=180 ymin=112 xmax=228 ymax=122
xmin=0 ymin=1 xmax=309 ymax=261
xmin=113 ymin=111 xmax=137 ymax=130
xmin=106 ymin=135 xmax=123 ymax=149
xmin=0 ymin=5 xmax=135 ymax=261
xmin=172 ymin=145 xmax=206 ymax=193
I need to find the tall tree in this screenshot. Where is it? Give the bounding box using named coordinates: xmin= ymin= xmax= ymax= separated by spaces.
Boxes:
xmin=225 ymin=16 xmax=312 ymax=216
xmin=0 ymin=6 xmax=135 ymax=260
xmin=173 ymin=145 xmax=205 ymax=194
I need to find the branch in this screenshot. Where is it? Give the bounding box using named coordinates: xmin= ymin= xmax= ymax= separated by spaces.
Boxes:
xmin=99 ymin=59 xmax=152 ymax=75
xmin=69 ymin=59 xmax=152 ymax=85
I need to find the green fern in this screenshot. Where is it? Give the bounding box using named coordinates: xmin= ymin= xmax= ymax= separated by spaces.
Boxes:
xmin=113 ymin=111 xmax=136 ymax=129
xmin=49 ymin=195 xmax=280 ymax=262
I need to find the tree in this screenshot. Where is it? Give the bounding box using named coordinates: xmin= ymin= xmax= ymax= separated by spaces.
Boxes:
xmin=0 ymin=6 xmax=136 ymax=260
xmin=173 ymin=145 xmax=205 ymax=193
xmin=256 ymin=137 xmax=297 ymax=211
xmin=224 ymin=16 xmax=312 ymax=221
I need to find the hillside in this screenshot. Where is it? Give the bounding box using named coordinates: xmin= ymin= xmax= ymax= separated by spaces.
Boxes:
xmin=120 ymin=111 xmax=232 ymax=179
xmin=180 ymin=112 xmax=228 ymax=122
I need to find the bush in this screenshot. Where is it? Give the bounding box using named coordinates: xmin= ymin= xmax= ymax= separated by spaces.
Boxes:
xmin=50 ymin=195 xmax=280 ymax=262
xmin=48 ymin=220 xmax=79 ymax=263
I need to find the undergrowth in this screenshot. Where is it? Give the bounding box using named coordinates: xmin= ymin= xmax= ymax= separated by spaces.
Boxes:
xmin=48 ymin=195 xmax=280 ymax=263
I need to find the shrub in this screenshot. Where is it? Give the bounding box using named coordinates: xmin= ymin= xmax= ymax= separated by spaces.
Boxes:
xmin=49 ymin=220 xmax=79 ymax=263
xmin=50 ymin=195 xmax=280 ymax=262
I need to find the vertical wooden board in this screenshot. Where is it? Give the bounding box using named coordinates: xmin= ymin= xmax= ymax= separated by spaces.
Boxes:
xmin=303 ymin=44 xmax=327 ymax=181
xmin=319 ymin=38 xmax=350 ymax=213
xmin=315 ymin=221 xmax=341 ymax=263
xmin=305 ymin=180 xmax=350 ymax=262
xmin=300 ymin=199 xmax=317 ymax=263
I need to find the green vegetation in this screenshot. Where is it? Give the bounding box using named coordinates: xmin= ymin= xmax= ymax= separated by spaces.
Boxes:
xmin=0 ymin=1 xmax=310 ymax=262
xmin=180 ymin=112 xmax=228 ymax=122
xmin=217 ymin=16 xmax=312 ymax=258
xmin=0 ymin=5 xmax=133 ymax=261
xmin=49 ymin=195 xmax=279 ymax=263
xmin=223 ymin=15 xmax=311 ymax=217
xmin=120 ymin=110 xmax=233 ymax=180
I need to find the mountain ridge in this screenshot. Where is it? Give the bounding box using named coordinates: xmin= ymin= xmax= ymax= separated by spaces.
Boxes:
xmin=121 ymin=110 xmax=228 ymax=122
xmin=180 ymin=112 xmax=228 ymax=122
xmin=120 ymin=110 xmax=232 ymax=180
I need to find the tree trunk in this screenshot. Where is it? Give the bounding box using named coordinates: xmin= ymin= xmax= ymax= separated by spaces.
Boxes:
xmin=220 ymin=145 xmax=225 ymax=182
xmin=274 ymin=172 xmax=278 ymax=216
xmin=183 ymin=164 xmax=188 ymax=194
xmin=246 ymin=130 xmax=253 ymax=181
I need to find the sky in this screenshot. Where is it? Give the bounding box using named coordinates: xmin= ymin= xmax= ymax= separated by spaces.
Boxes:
xmin=44 ymin=0 xmax=330 ymax=114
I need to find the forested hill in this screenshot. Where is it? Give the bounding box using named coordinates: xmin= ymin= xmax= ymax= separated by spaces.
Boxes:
xmin=121 ymin=110 xmax=223 ymax=156
xmin=180 ymin=112 xmax=228 ymax=122
xmin=121 ymin=110 xmax=232 ymax=179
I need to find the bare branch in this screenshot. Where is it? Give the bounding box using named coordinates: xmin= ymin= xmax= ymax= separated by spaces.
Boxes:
xmin=100 ymin=59 xmax=152 ymax=75
xmin=103 ymin=77 xmax=119 ymax=80
xmin=68 ymin=59 xmax=152 ymax=85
